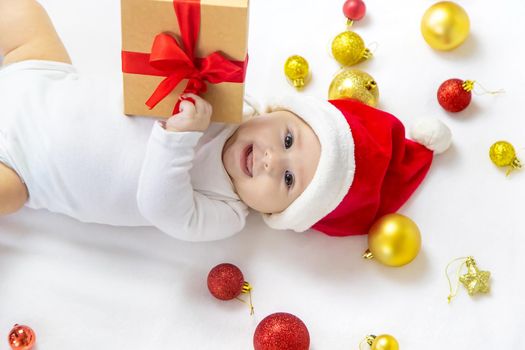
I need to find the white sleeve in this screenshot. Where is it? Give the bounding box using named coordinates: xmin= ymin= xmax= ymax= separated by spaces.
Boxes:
xmin=136 ymin=122 xmax=247 ymax=242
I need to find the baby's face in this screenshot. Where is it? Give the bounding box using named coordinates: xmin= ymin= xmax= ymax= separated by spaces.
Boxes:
xmin=222 ymin=110 xmax=321 ymax=214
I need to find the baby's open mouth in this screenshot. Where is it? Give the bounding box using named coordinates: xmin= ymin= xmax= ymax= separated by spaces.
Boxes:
xmin=243 ymin=144 xmax=253 ymax=177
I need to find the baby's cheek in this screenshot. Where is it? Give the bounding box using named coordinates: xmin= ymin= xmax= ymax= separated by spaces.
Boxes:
xmin=237 ymin=178 xmax=279 ymax=212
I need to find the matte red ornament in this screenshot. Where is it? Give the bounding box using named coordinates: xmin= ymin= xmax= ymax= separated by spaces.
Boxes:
xmin=343 ymin=0 xmax=366 ymax=21
xmin=8 ymin=324 xmax=36 ymax=350
xmin=437 ymin=78 xmax=473 ymax=112
xmin=253 ymin=312 xmax=310 ymax=350
xmin=207 ymin=263 xmax=245 ymax=300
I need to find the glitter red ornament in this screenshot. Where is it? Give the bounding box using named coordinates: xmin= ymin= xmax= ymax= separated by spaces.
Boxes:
xmin=437 ymin=78 xmax=473 ymax=112
xmin=253 ymin=312 xmax=310 ymax=350
xmin=343 ymin=0 xmax=366 ymax=23
xmin=207 ymin=263 xmax=244 ymax=300
xmin=207 ymin=263 xmax=254 ymax=314
xmin=8 ymin=324 xmax=36 ymax=350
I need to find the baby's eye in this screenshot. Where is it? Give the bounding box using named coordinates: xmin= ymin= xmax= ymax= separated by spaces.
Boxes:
xmin=284 ymin=131 xmax=293 ymax=149
xmin=284 ymin=170 xmax=295 ymax=189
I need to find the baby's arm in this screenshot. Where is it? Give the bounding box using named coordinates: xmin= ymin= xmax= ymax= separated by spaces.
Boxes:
xmin=136 ymin=95 xmax=247 ymax=241
xmin=0 ymin=0 xmax=70 ymax=66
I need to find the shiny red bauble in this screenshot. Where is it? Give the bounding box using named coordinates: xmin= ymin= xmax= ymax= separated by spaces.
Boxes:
xmin=8 ymin=324 xmax=36 ymax=350
xmin=253 ymin=312 xmax=310 ymax=350
xmin=343 ymin=0 xmax=366 ymax=21
xmin=207 ymin=263 xmax=245 ymax=300
xmin=437 ymin=78 xmax=472 ymax=112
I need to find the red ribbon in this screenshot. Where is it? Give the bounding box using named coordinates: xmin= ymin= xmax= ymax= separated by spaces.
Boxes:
xmin=121 ymin=0 xmax=247 ymax=114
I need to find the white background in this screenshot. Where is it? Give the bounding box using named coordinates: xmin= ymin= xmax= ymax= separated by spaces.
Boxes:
xmin=1 ymin=0 xmax=525 ymax=349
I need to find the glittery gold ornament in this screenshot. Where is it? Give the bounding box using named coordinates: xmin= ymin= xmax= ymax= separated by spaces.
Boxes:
xmin=421 ymin=1 xmax=470 ymax=51
xmin=489 ymin=141 xmax=522 ymax=176
xmin=446 ymin=256 xmax=491 ymax=303
xmin=328 ymin=69 xmax=379 ymax=107
xmin=331 ymin=31 xmax=372 ymax=66
xmin=363 ymin=214 xmax=421 ymax=267
xmin=460 ymin=257 xmax=490 ymax=294
xmin=284 ymin=55 xmax=310 ymax=89
xmin=360 ymin=334 xmax=399 ymax=350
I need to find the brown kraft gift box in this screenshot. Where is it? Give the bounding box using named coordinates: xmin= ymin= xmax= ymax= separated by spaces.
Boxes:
xmin=121 ymin=0 xmax=249 ymax=123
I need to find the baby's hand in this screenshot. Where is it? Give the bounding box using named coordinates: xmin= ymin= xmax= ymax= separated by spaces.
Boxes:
xmin=165 ymin=93 xmax=212 ymax=132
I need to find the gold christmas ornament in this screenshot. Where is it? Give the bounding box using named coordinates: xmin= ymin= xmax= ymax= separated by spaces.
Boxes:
xmin=360 ymin=334 xmax=400 ymax=350
xmin=284 ymin=55 xmax=310 ymax=89
xmin=421 ymin=1 xmax=470 ymax=51
xmin=489 ymin=141 xmax=522 ymax=176
xmin=331 ymin=30 xmax=372 ymax=66
xmin=328 ymin=69 xmax=379 ymax=107
xmin=363 ymin=214 xmax=421 ymax=267
xmin=446 ymin=256 xmax=491 ymax=303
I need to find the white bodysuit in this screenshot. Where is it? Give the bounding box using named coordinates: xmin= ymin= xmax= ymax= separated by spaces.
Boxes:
xmin=0 ymin=60 xmax=249 ymax=241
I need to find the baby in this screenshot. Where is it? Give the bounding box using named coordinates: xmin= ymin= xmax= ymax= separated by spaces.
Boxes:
xmin=0 ymin=0 xmax=452 ymax=241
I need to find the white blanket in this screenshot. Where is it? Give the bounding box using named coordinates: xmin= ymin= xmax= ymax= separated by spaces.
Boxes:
xmin=1 ymin=0 xmax=524 ymax=348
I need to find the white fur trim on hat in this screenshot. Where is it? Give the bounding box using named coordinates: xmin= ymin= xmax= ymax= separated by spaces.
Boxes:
xmin=410 ymin=118 xmax=452 ymax=154
xmin=262 ymin=95 xmax=355 ymax=232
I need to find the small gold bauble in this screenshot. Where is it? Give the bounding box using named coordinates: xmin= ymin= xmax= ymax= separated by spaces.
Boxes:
xmin=364 ymin=213 xmax=421 ymax=267
xmin=331 ymin=31 xmax=372 ymax=66
xmin=489 ymin=141 xmax=517 ymax=167
xmin=328 ymin=69 xmax=379 ymax=107
xmin=489 ymin=140 xmax=522 ymax=175
xmin=368 ymin=334 xmax=400 ymax=350
xmin=421 ymin=1 xmax=470 ymax=51
xmin=284 ymin=55 xmax=310 ymax=89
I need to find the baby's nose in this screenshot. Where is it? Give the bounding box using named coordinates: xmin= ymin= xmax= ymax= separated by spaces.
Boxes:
xmin=263 ymin=150 xmax=271 ymax=170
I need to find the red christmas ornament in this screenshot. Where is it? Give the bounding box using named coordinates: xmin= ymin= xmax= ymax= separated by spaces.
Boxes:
xmin=8 ymin=324 xmax=36 ymax=350
xmin=207 ymin=263 xmax=254 ymax=314
xmin=207 ymin=263 xmax=245 ymax=300
xmin=253 ymin=312 xmax=310 ymax=350
xmin=437 ymin=78 xmax=473 ymax=112
xmin=343 ymin=0 xmax=366 ymax=22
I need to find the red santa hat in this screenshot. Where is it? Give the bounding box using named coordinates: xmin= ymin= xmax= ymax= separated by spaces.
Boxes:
xmin=260 ymin=95 xmax=452 ymax=236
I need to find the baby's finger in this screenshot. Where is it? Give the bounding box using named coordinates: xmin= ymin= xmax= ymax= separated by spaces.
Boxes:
xmin=182 ymin=93 xmax=210 ymax=115
xmin=178 ymin=100 xmax=196 ymax=117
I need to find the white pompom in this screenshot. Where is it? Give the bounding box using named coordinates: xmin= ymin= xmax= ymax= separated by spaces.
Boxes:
xmin=410 ymin=118 xmax=452 ymax=154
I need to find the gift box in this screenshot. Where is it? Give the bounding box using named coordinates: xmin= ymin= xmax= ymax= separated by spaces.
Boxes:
xmin=121 ymin=0 xmax=249 ymax=123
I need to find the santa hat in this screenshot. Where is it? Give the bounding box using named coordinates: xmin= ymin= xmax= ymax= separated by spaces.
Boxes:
xmin=259 ymin=95 xmax=452 ymax=236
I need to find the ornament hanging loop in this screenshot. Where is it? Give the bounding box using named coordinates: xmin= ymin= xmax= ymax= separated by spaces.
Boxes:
xmin=235 ymin=281 xmax=254 ymax=315
xmin=359 ymin=335 xmax=377 ymax=350
xmin=367 ymin=42 xmax=379 ymax=56
xmin=506 ymin=158 xmax=522 ymax=176
xmin=445 ymin=256 xmax=469 ymax=303
xmin=471 ymin=81 xmax=505 ymax=96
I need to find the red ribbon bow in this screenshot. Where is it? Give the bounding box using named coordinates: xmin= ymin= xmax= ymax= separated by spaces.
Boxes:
xmin=122 ymin=0 xmax=247 ymax=114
